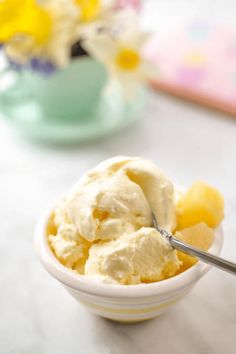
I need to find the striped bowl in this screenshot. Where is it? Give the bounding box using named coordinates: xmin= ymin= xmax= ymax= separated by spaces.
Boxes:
xmin=35 ymin=208 xmax=223 ymax=323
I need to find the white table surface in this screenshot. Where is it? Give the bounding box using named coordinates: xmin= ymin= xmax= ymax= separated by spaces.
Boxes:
xmin=1 ymin=1 xmax=236 ymax=353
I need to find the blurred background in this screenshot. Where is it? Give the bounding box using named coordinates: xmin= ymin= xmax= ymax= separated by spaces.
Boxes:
xmin=1 ymin=1 xmax=236 ymax=353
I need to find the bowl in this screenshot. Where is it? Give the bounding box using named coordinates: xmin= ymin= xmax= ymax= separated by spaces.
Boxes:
xmin=35 ymin=205 xmax=224 ymax=323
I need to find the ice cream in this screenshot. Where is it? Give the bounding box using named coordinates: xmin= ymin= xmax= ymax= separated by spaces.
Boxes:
xmin=85 ymin=227 xmax=180 ymax=285
xmin=47 ymin=156 xmax=224 ymax=285
xmin=66 ymin=156 xmax=176 ymax=242
xmin=48 ymin=202 xmax=90 ymax=273
xmin=48 ymin=156 xmax=180 ymax=283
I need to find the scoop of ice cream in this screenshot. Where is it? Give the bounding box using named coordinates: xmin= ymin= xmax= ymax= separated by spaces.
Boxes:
xmin=48 ymin=202 xmax=90 ymax=273
xmin=66 ymin=173 xmax=151 ymax=242
xmin=85 ymin=227 xmax=181 ymax=285
xmin=120 ymin=158 xmax=176 ymax=231
xmin=66 ymin=156 xmax=176 ymax=242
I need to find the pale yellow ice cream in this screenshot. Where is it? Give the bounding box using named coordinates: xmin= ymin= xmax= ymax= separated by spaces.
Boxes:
xmin=85 ymin=227 xmax=180 ymax=285
xmin=67 ymin=173 xmax=152 ymax=242
xmin=49 ymin=202 xmax=90 ymax=274
xmin=48 ymin=156 xmax=180 ymax=284
xmin=66 ymin=156 xmax=176 ymax=242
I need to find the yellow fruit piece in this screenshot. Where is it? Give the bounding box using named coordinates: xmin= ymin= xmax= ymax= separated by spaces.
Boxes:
xmin=177 ymin=181 xmax=224 ymax=229
xmin=175 ymin=222 xmax=214 ymax=272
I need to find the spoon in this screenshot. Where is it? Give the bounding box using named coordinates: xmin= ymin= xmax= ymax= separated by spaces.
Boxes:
xmin=152 ymin=213 xmax=236 ymax=275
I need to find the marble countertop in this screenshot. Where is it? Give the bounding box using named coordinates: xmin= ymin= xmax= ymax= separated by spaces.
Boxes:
xmin=1 ymin=1 xmax=236 ymax=353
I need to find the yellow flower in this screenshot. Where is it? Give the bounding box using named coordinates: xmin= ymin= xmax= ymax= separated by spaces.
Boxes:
xmin=0 ymin=0 xmax=52 ymax=44
xmin=0 ymin=0 xmax=25 ymax=41
xmin=75 ymin=0 xmax=101 ymax=22
xmin=2 ymin=0 xmax=79 ymax=68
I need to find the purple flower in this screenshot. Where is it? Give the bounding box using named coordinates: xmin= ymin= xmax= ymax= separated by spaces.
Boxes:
xmin=30 ymin=58 xmax=56 ymax=75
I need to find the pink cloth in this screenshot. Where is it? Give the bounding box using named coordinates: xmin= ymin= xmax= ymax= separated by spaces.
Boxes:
xmin=145 ymin=19 xmax=236 ymax=114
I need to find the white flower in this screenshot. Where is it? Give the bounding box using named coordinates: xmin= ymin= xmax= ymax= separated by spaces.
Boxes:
xmin=75 ymin=0 xmax=120 ymax=38
xmin=83 ymin=14 xmax=153 ymax=98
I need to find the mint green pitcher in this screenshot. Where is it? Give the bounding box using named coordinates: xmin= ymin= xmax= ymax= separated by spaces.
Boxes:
xmin=1 ymin=57 xmax=107 ymax=120
xmin=0 ymin=56 xmax=147 ymax=144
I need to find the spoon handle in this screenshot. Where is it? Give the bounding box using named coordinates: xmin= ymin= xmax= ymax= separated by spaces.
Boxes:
xmin=151 ymin=212 xmax=236 ymax=275
xmin=170 ymin=236 xmax=236 ymax=275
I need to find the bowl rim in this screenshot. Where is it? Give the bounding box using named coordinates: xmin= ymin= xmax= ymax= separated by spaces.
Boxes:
xmin=35 ymin=204 xmax=224 ymax=299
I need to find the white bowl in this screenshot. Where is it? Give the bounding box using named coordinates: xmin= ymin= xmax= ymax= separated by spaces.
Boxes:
xmin=35 ymin=207 xmax=224 ymax=323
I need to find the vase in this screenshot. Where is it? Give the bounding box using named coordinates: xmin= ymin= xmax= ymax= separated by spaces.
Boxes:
xmin=1 ymin=57 xmax=107 ymax=120
xmin=0 ymin=56 xmax=148 ymax=144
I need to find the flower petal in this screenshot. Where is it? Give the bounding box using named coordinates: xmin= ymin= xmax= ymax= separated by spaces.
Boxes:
xmin=83 ymin=35 xmax=117 ymax=63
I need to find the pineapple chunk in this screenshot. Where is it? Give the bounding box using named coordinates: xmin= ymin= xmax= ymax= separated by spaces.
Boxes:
xmin=175 ymin=222 xmax=214 ymax=271
xmin=177 ymin=181 xmax=224 ymax=230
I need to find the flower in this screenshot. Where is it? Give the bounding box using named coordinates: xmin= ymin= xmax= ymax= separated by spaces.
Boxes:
xmin=83 ymin=16 xmax=153 ymax=98
xmin=1 ymin=0 xmax=79 ymax=68
xmin=0 ymin=0 xmax=152 ymax=90
xmin=30 ymin=57 xmax=56 ymax=75
xmin=40 ymin=0 xmax=80 ymax=67
xmin=113 ymin=0 xmax=141 ymax=12
xmin=0 ymin=0 xmax=52 ymax=45
xmin=74 ymin=0 xmax=118 ymax=37
xmin=75 ymin=0 xmax=101 ymax=22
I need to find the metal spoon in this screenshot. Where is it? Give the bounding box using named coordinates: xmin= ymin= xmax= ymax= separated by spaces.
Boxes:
xmin=152 ymin=213 xmax=236 ymax=275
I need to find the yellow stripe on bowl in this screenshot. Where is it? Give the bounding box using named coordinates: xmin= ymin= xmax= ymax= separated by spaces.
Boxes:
xmin=78 ymin=293 xmax=185 ymax=315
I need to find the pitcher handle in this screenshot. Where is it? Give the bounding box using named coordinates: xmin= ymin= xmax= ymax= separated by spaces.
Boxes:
xmin=0 ymin=64 xmax=30 ymax=109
